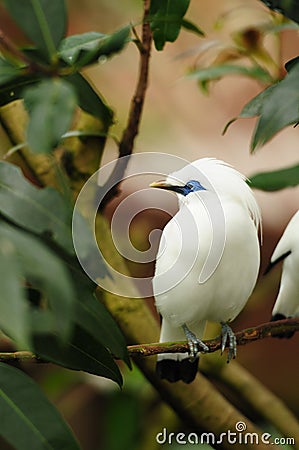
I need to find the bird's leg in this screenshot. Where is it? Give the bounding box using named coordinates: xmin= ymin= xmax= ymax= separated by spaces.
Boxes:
xmin=220 ymin=322 xmax=237 ymax=362
xmin=182 ymin=324 xmax=209 ymax=361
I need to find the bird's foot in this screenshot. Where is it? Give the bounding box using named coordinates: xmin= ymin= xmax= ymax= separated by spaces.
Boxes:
xmin=182 ymin=324 xmax=209 ymax=361
xmin=221 ymin=322 xmax=237 ymax=362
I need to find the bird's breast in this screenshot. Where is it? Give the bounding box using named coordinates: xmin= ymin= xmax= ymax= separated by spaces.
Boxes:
xmin=153 ymin=199 xmax=260 ymax=327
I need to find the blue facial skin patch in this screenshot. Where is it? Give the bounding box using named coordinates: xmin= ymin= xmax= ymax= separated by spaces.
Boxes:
xmin=168 ymin=180 xmax=206 ymax=196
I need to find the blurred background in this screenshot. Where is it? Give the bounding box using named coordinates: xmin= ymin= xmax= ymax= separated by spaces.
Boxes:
xmin=1 ymin=0 xmax=299 ymax=449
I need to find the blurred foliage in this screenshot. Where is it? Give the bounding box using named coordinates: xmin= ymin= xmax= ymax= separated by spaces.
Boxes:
xmin=0 ymin=0 xmax=299 ymax=449
xmin=184 ymin=4 xmax=284 ymax=92
xmin=181 ymin=0 xmax=299 ymax=166
xmin=225 ymin=55 xmax=299 ymax=152
xmin=249 ymin=163 xmax=299 ymax=190
xmin=0 ymin=0 xmax=133 ymax=447
xmin=104 ymin=391 xmax=141 ymax=450
xmin=0 ymin=363 xmax=81 ymax=450
xmin=260 ymin=0 xmax=299 ymax=23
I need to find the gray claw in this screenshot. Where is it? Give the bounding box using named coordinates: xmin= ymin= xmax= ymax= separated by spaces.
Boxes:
xmin=182 ymin=324 xmax=209 ymax=360
xmin=221 ymin=322 xmax=237 ymax=362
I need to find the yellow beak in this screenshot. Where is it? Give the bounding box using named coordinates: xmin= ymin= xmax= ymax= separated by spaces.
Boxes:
xmin=149 ymin=180 xmax=171 ymax=189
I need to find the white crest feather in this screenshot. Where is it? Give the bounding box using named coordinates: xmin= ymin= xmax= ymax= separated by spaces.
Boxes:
xmin=167 ymin=157 xmax=261 ymax=232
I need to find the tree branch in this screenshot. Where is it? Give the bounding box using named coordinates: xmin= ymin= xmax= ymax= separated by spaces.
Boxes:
xmin=1 ymin=317 xmax=298 ymax=363
xmin=0 ymin=28 xmax=33 ymax=66
xmin=127 ymin=317 xmax=299 ymax=357
xmin=99 ymin=0 xmax=152 ymax=209
xmin=0 ymin=351 xmax=41 ymax=362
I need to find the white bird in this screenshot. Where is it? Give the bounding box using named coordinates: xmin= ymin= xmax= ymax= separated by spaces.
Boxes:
xmin=266 ymin=210 xmax=299 ymax=338
xmin=151 ymin=158 xmax=261 ymax=383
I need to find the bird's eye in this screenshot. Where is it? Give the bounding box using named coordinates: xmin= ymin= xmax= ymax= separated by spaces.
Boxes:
xmin=186 ymin=180 xmax=201 ymax=189
xmin=186 ymin=181 xmax=195 ymax=189
xmin=184 ymin=180 xmax=206 ymax=194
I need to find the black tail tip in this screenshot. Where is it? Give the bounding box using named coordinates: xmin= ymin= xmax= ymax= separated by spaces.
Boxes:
xmin=271 ymin=314 xmax=295 ymax=339
xmin=156 ymin=358 xmax=199 ymax=384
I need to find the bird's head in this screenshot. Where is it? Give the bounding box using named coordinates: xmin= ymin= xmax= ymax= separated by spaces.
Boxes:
xmin=150 ymin=157 xmax=261 ymax=231
xmin=150 ymin=178 xmax=206 ymax=196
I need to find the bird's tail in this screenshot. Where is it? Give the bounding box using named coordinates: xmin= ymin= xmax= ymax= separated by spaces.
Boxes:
xmin=156 ymin=319 xmax=206 ymax=383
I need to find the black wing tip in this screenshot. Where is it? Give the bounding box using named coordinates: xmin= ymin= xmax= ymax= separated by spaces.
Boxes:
xmin=156 ymin=358 xmax=199 ymax=384
xmin=264 ymin=262 xmax=274 ymax=275
xmin=271 ymin=313 xmax=295 ymax=339
xmin=264 ymin=250 xmax=292 ymax=275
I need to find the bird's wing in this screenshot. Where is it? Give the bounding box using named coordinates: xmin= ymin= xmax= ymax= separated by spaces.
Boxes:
xmin=264 ymin=250 xmax=291 ymax=274
xmin=265 ymin=210 xmax=299 ymax=274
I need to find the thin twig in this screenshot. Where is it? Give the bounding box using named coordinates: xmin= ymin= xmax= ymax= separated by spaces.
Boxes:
xmin=0 ymin=351 xmax=42 ymax=362
xmin=99 ymin=0 xmax=152 ymax=209
xmin=0 ymin=29 xmax=33 ymax=66
xmin=0 ymin=28 xmax=52 ymax=75
xmin=1 ymin=317 xmax=298 ymax=363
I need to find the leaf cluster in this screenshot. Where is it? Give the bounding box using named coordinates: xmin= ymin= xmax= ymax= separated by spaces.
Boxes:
xmin=0 ymin=1 xmax=138 ymax=446
xmin=0 ymin=0 xmax=134 ymax=370
xmin=0 ymin=161 xmax=130 ymax=376
xmin=260 ymin=0 xmax=299 ymax=23
xmin=0 ymin=0 xmax=130 ymax=153
xmin=1 ymin=0 xmax=299 ymax=448
xmin=233 ymin=2 xmax=299 ymax=189
xmin=149 ymin=0 xmax=204 ymax=51
xmin=190 ymin=0 xmax=299 ymax=190
xmin=0 ymin=0 xmax=203 ymax=445
xmin=0 ymin=161 xmax=130 ymax=447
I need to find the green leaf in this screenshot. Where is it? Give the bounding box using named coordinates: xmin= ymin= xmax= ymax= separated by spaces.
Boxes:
xmin=0 ymin=75 xmax=41 ymax=106
xmin=149 ymin=0 xmax=190 ymax=50
xmin=259 ymin=0 xmax=299 ymax=24
xmin=250 ymin=63 xmax=299 ymax=150
xmin=181 ymin=19 xmax=204 ymax=37
xmin=74 ymin=285 xmax=130 ymax=367
xmin=71 ymin=210 xmax=111 ymax=283
xmin=249 ymin=163 xmax=299 ymax=191
xmin=222 ymin=83 xmax=277 ymax=134
xmin=225 ymin=61 xmax=299 ymax=148
xmin=188 ymin=64 xmax=273 ymax=90
xmin=3 ymin=0 xmax=67 ymax=61
xmin=23 ymin=78 xmax=77 ymax=153
xmin=0 ymin=222 xmax=75 ymax=343
xmin=59 ymin=31 xmax=105 ymax=64
xmin=0 ymin=363 xmax=81 ymax=450
xmin=239 ymin=84 xmax=277 ymax=118
xmin=0 ymin=57 xmax=23 ymax=85
xmin=65 ymin=73 xmax=113 ymax=127
xmin=59 ymin=26 xmax=130 ymax=68
xmin=33 ymin=326 xmax=123 ymax=386
xmin=0 ymin=162 xmax=108 ymax=282
xmin=93 ymin=26 xmax=130 ymax=58
xmin=62 ymin=130 xmax=109 ymax=139
xmin=0 ymin=240 xmax=31 ymax=349
xmin=0 ymin=161 xmax=74 ymax=254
